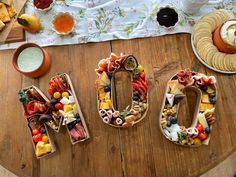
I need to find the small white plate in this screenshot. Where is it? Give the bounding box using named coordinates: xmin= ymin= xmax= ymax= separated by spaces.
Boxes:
xmin=190 ymin=33 xmax=236 ymax=74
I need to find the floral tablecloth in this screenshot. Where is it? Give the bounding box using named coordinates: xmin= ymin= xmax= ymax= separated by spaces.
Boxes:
xmin=0 ymin=0 xmax=235 ymax=50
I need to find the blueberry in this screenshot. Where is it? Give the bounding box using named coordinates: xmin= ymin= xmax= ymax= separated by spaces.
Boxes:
xmin=67 ymin=124 xmax=73 ymax=130
xmin=132 ymin=96 xmax=139 ymax=101
xmin=205 ymin=127 xmax=211 ymax=134
xmin=200 ymin=85 xmax=208 ymax=92
xmin=104 ymin=86 xmax=111 ymax=92
xmin=107 ymin=72 xmax=112 ymax=80
xmin=76 ymin=118 xmax=81 ymax=123
xmin=71 ymin=120 xmax=77 ymax=127
xmin=40 ymin=127 xmax=46 ymax=134
xmin=210 ymin=97 xmax=217 ymax=105
xmin=170 ymin=116 xmax=177 ymax=124
xmin=166 ymin=120 xmax=172 ymax=127
xmin=209 ymin=93 xmax=216 ymax=98
xmin=50 ymin=99 xmax=57 ymax=105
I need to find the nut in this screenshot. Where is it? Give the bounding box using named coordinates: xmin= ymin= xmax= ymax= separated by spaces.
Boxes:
xmin=205 ymin=112 xmax=216 ymax=125
xmin=125 ymin=115 xmax=137 ymax=123
xmin=179 ymin=139 xmax=187 ymax=145
xmin=161 ymin=118 xmax=167 ymax=128
xmin=143 ymin=103 xmax=147 ymax=110
xmin=130 ymin=109 xmax=139 ymax=116
xmin=137 ymin=113 xmax=142 ymax=119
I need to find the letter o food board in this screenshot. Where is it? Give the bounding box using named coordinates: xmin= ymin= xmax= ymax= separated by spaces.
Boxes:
xmin=160 ymin=69 xmax=217 ymax=147
xmin=95 ymin=53 xmax=148 ymax=128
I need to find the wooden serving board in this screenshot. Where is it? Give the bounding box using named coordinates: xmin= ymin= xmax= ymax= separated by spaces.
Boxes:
xmin=0 ymin=0 xmax=27 ymax=44
xmin=6 ymin=22 xmax=25 ymax=43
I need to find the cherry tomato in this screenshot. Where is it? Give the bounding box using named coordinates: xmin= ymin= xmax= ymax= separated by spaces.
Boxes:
xmin=48 ymin=88 xmax=54 ymax=96
xmin=55 ymin=103 xmax=64 ymax=110
xmin=32 ymin=128 xmax=40 ymax=135
xmin=197 ymin=132 xmax=208 ymax=141
xmin=33 ymin=133 xmax=42 ymax=142
xmin=42 ymin=135 xmax=49 ymax=143
xmin=196 ymin=123 xmax=204 ymax=133
xmin=140 ymin=72 xmax=145 ymax=79
xmin=137 ymin=65 xmax=144 ymax=72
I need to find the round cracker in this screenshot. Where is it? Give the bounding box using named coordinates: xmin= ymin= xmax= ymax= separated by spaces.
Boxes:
xmin=193 ymin=21 xmax=212 ymax=35
xmin=197 ymin=42 xmax=215 ymax=61
xmin=204 ymin=47 xmax=218 ymax=66
xmin=228 ymin=54 xmax=236 ymax=70
xmin=193 ymin=31 xmax=212 ymax=46
xmin=223 ymin=54 xmax=231 ymax=71
xmin=196 ymin=37 xmax=213 ymax=50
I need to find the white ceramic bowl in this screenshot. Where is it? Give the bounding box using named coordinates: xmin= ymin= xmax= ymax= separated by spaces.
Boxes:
xmin=51 ymin=12 xmax=75 ymax=35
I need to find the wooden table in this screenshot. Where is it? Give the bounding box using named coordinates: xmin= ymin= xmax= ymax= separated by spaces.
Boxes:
xmin=0 ymin=34 xmax=236 ymax=177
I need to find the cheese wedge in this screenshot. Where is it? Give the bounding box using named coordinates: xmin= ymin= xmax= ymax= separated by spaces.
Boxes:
xmin=0 ymin=0 xmax=13 ymax=6
xmin=0 ymin=3 xmax=10 ymax=22
xmin=7 ymin=4 xmax=16 ymax=18
xmin=0 ymin=19 xmax=5 ymax=31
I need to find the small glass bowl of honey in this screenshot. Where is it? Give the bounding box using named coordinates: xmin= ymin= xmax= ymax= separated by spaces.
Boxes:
xmin=52 ymin=12 xmax=75 ymax=35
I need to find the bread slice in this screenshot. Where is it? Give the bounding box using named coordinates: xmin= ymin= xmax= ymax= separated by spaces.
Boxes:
xmin=7 ymin=4 xmax=16 ymax=18
xmin=0 ymin=3 xmax=10 ymax=22
xmin=0 ymin=0 xmax=13 ymax=6
xmin=0 ymin=19 xmax=5 ymax=31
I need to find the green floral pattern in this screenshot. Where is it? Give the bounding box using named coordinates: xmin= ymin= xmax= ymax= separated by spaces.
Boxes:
xmin=0 ymin=0 xmax=235 ymax=49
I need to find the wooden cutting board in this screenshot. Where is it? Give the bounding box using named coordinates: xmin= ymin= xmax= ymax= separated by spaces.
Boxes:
xmin=6 ymin=22 xmax=25 ymax=43
xmin=0 ymin=0 xmax=27 ymax=44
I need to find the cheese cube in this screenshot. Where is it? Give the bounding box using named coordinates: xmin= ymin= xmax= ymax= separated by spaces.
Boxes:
xmin=64 ymin=104 xmax=73 ymax=113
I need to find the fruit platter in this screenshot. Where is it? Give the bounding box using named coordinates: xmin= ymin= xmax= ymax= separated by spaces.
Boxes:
xmin=18 ymin=86 xmax=56 ymax=158
xmin=47 ymin=73 xmax=90 ymax=144
xmin=95 ymin=53 xmax=148 ymax=128
xmin=159 ymin=69 xmax=217 ymax=147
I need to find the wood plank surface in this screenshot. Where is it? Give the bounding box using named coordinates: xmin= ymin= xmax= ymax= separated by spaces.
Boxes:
xmin=0 ymin=34 xmax=235 ymax=177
